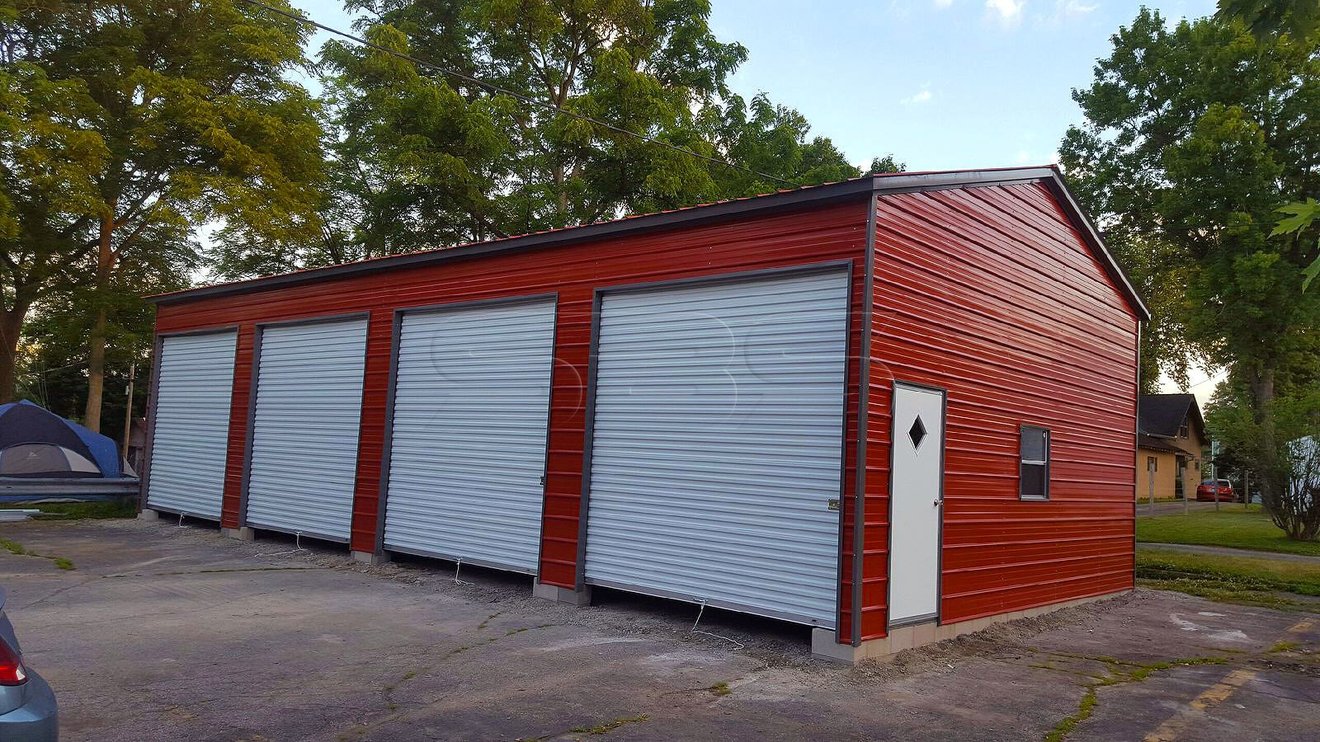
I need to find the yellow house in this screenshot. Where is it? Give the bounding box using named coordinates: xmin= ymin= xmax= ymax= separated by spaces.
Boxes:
xmin=1137 ymin=393 xmax=1207 ymax=501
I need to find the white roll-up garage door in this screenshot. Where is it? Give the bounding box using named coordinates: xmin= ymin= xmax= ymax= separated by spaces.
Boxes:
xmin=146 ymin=331 xmax=238 ymax=519
xmin=382 ymin=299 xmax=557 ymax=572
xmin=584 ymin=269 xmax=850 ymax=627
xmin=244 ymin=318 xmax=368 ymax=541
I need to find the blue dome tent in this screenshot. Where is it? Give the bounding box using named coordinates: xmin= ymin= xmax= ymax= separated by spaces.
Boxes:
xmin=0 ymin=401 xmax=121 ymax=479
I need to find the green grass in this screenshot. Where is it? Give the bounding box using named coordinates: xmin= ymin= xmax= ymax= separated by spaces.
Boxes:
xmin=0 ymin=536 xmax=74 ymax=571
xmin=568 ymin=715 xmax=649 ymax=736
xmin=0 ymin=538 xmax=27 ymax=556
xmin=0 ymin=499 xmax=137 ymax=520
xmin=1045 ymin=686 xmax=1097 ymax=742
xmin=1136 ymin=547 xmax=1320 ymax=609
xmin=1043 ymin=656 xmax=1225 ymax=741
xmin=1136 ymin=506 xmax=1320 ymax=557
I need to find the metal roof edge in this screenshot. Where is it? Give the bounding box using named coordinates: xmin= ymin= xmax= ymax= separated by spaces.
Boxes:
xmin=150 ymin=177 xmax=876 ymax=305
xmin=1038 ymin=168 xmax=1152 ymax=322
xmin=863 ymin=165 xmax=1149 ymax=322
xmin=149 ymin=165 xmax=1150 ymax=320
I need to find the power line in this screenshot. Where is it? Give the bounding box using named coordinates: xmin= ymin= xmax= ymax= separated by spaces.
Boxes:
xmin=237 ymin=0 xmax=801 ymax=188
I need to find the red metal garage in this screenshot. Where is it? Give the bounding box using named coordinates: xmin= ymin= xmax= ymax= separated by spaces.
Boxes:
xmin=140 ymin=166 xmax=1147 ymax=662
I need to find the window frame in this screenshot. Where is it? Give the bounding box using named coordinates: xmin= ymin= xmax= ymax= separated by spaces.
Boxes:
xmin=1018 ymin=424 xmax=1051 ymax=501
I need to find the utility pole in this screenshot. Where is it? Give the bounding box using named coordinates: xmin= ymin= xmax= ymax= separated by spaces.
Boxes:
xmin=1210 ymin=440 xmax=1220 ymax=513
xmin=1149 ymin=457 xmax=1156 ymax=516
xmin=1188 ymin=454 xmax=1198 ymax=512
xmin=121 ymin=362 xmax=136 ymax=473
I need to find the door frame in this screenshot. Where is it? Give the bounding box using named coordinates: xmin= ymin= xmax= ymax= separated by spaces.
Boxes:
xmin=371 ymin=293 xmax=560 ymax=574
xmin=573 ymin=260 xmax=855 ymax=628
xmin=885 ymin=379 xmax=948 ymax=630
xmin=238 ymin=311 xmax=372 ymax=541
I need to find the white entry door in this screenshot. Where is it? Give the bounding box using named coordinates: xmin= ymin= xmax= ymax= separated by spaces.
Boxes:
xmin=889 ymin=383 xmax=945 ymax=627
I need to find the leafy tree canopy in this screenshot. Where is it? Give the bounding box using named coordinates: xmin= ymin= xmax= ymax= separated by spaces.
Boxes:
xmin=0 ymin=0 xmax=325 ymax=427
xmin=1060 ymin=8 xmax=1320 ymax=393
xmin=1063 ymin=8 xmax=1320 ymax=534
xmin=212 ymin=0 xmax=894 ymax=276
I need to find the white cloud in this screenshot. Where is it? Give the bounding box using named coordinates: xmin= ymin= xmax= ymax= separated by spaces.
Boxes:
xmin=985 ymin=0 xmax=1025 ymax=25
xmin=1035 ymin=0 xmax=1096 ymax=26
xmin=1014 ymin=149 xmax=1033 ymax=164
xmin=933 ymin=0 xmax=954 ymax=8
xmin=1056 ymin=0 xmax=1096 ymax=17
xmin=901 ymin=89 xmax=934 ymax=105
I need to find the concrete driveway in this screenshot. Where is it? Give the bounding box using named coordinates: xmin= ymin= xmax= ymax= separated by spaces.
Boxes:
xmin=0 ymin=519 xmax=1316 ymax=742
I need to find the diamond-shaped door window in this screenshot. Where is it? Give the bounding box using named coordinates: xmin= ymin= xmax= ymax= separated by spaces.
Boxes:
xmin=908 ymin=416 xmax=927 ymax=449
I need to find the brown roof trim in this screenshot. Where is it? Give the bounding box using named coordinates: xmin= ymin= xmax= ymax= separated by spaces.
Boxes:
xmin=150 ymin=165 xmax=1149 ymax=320
xmin=1138 ymin=434 xmax=1191 ymax=455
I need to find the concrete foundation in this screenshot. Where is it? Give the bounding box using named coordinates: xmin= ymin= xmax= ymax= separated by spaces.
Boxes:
xmin=812 ymin=591 xmax=1125 ymax=664
xmin=137 ymin=509 xmax=160 ymax=521
xmin=222 ymin=527 xmax=255 ymax=542
xmin=352 ymin=550 xmax=389 ymax=565
xmin=533 ymin=582 xmax=593 ymax=606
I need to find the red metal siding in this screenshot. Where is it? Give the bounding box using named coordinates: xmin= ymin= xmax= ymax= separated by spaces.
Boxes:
xmin=863 ymin=182 xmax=1139 ymax=640
xmin=153 ymin=202 xmax=871 ymax=619
xmin=220 ymin=327 xmax=254 ymax=528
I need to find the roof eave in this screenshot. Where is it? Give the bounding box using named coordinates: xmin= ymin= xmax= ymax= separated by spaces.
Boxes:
xmin=149 ymin=165 xmax=1150 ymax=321
xmin=149 ymin=177 xmax=878 ymax=305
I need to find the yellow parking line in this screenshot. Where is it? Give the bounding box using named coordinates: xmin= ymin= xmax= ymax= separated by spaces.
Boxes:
xmin=1142 ymin=669 xmax=1257 ymax=742
xmin=1140 ymin=618 xmax=1313 ymax=741
xmin=1285 ymin=619 xmax=1312 ymax=634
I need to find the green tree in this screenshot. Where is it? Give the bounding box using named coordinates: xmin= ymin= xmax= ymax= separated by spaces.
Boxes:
xmin=1207 ymin=376 xmax=1320 ymax=540
xmin=1218 ymin=0 xmax=1320 ymax=39
xmin=0 ymin=0 xmax=324 ymax=430
xmin=215 ymin=0 xmax=889 ymax=275
xmin=1060 ymin=9 xmax=1320 ymax=526
xmin=1217 ymin=0 xmax=1320 ymax=289
xmin=0 ymin=47 xmax=106 ymax=403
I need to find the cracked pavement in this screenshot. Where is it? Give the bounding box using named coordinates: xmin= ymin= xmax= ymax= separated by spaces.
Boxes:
xmin=0 ymin=518 xmax=1316 ymax=741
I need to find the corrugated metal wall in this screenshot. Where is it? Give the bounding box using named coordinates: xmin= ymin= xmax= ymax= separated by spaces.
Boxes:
xmin=582 ymin=270 xmax=851 ymax=626
xmin=153 ymin=201 xmax=870 ymax=601
xmin=382 ymin=299 xmax=557 ymax=572
xmin=863 ymin=182 xmax=1139 ymax=640
xmin=145 ymin=331 xmax=238 ymax=519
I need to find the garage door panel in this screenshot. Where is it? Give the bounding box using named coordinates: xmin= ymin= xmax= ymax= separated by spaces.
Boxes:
xmin=146 ymin=331 xmax=238 ymax=519
xmin=584 ymin=270 xmax=850 ymax=627
xmin=383 ymin=299 xmax=556 ymax=573
xmin=244 ymin=319 xmax=368 ymax=541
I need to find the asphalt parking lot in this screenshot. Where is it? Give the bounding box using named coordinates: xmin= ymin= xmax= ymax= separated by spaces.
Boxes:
xmin=1 ymin=518 xmax=1316 ymax=741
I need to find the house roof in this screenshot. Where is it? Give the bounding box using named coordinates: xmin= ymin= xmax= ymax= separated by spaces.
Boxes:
xmin=1138 ymin=393 xmax=1205 ymax=439
xmin=149 ymin=165 xmax=1150 ymax=320
xmin=1137 ymin=433 xmax=1188 ymax=454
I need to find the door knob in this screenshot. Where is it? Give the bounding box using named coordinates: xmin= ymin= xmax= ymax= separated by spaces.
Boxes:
xmin=933 ymin=498 xmax=943 ymax=507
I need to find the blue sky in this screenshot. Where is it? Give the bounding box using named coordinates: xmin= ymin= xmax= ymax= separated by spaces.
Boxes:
xmin=293 ymin=0 xmax=1218 ymax=170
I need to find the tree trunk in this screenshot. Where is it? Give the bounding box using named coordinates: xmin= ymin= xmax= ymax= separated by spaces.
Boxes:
xmin=83 ymin=212 xmax=116 ymax=432
xmin=0 ymin=303 xmax=29 ymax=403
xmin=1245 ymin=365 xmax=1313 ymax=539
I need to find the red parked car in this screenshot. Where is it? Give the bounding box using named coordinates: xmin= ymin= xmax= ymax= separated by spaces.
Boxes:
xmin=1195 ymin=479 xmax=1234 ymax=502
